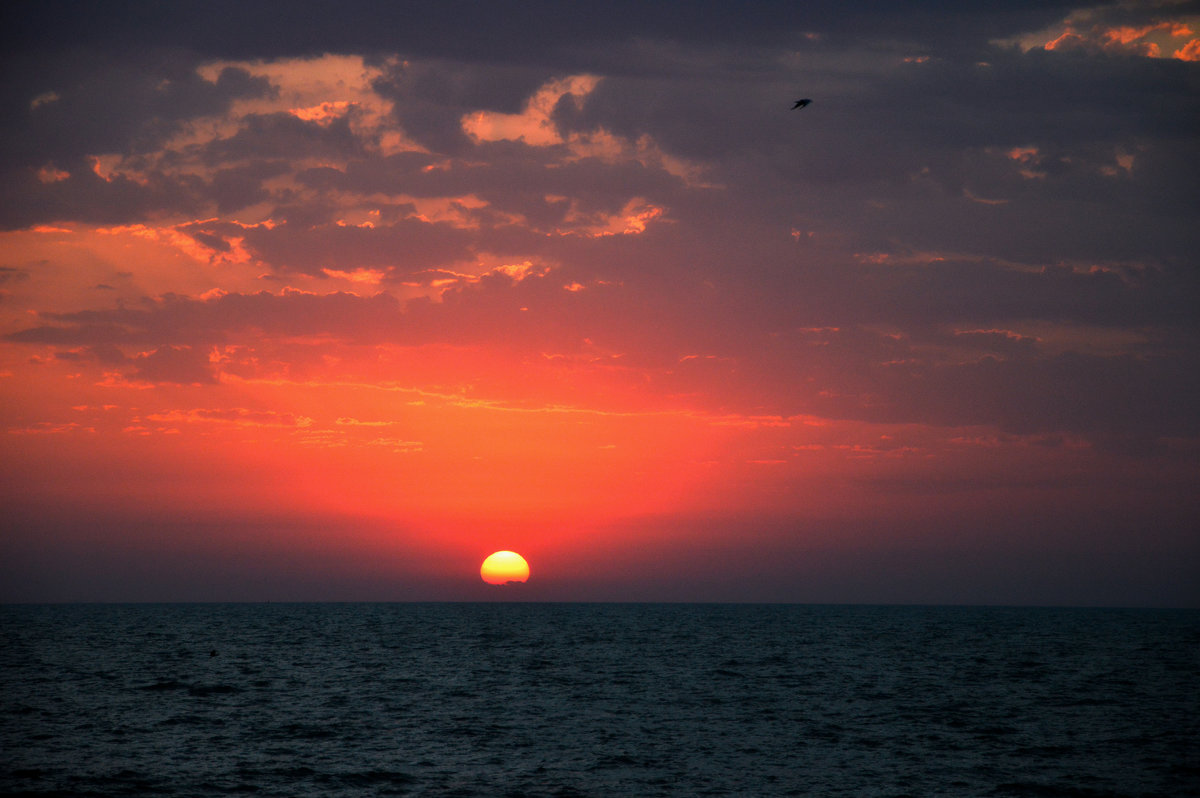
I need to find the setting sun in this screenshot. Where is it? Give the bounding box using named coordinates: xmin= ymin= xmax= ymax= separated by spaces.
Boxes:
xmin=480 ymin=551 xmax=531 ymax=585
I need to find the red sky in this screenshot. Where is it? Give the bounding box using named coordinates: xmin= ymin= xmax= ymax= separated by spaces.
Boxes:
xmin=2 ymin=1 xmax=1198 ymax=604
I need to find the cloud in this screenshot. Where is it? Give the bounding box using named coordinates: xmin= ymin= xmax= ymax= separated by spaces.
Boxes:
xmin=0 ymin=53 xmax=274 ymax=223
xmin=9 ymin=254 xmax=1198 ymax=442
xmin=1028 ymin=8 xmax=1200 ymax=59
xmin=2 ymin=15 xmax=1197 ymax=430
xmin=1176 ymin=37 xmax=1200 ymax=60
xmin=4 ymin=2 xmax=1081 ymax=66
xmin=130 ymin=345 xmax=217 ymax=385
xmin=145 ymin=407 xmax=310 ymax=427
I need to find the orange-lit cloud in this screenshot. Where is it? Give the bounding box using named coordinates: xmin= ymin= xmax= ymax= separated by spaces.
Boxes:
xmin=1175 ymin=38 xmax=1200 ymax=60
xmin=1016 ymin=10 xmax=1199 ymax=59
xmin=461 ymin=75 xmax=601 ymax=146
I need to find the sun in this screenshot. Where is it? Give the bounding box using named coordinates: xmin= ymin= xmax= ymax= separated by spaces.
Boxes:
xmin=480 ymin=551 xmax=530 ymax=585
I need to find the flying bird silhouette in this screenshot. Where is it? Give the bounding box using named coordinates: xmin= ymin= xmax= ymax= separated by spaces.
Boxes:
xmin=792 ymin=98 xmax=812 ymax=109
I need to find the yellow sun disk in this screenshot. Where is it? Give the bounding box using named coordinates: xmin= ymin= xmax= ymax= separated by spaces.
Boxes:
xmin=480 ymin=550 xmax=530 ymax=584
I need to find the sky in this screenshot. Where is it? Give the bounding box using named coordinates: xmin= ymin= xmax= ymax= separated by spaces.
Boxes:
xmin=1 ymin=0 xmax=1198 ymax=605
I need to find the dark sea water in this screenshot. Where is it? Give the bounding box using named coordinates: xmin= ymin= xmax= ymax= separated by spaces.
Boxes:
xmin=2 ymin=604 xmax=1197 ymax=797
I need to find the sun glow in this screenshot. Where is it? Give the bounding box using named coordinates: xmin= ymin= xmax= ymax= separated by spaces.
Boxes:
xmin=480 ymin=550 xmax=530 ymax=585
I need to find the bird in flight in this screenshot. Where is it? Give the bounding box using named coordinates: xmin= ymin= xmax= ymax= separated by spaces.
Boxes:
xmin=792 ymin=98 xmax=812 ymax=109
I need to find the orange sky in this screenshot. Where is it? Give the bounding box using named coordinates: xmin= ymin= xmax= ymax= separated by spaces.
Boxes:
xmin=2 ymin=2 xmax=1198 ymax=604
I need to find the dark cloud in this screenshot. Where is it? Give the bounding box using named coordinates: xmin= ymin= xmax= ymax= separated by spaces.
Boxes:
xmin=240 ymin=219 xmax=477 ymax=277
xmin=209 ymin=161 xmax=290 ymax=215
xmin=9 ymin=291 xmax=406 ymax=347
xmin=2 ymin=1 xmax=1087 ymax=63
xmin=1 ymin=54 xmax=271 ymax=167
xmin=202 ymin=113 xmax=366 ymax=165
xmin=0 ymin=162 xmax=208 ymax=229
xmin=513 ymin=47 xmax=1196 ymax=304
xmin=131 ymin=344 xmax=217 ymax=385
xmin=835 ymin=348 xmax=1200 ymax=439
xmin=0 ymin=55 xmax=272 ymax=228
xmin=370 ymin=59 xmax=558 ymax=154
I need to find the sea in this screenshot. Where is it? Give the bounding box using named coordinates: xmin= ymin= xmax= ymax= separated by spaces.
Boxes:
xmin=2 ymin=603 xmax=1197 ymax=797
